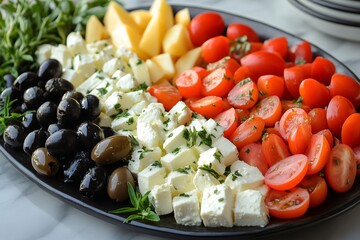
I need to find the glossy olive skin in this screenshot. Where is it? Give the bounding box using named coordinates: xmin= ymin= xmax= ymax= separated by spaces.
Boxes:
xmin=38 ymin=59 xmax=63 ymax=81
xmin=36 ymin=101 xmax=57 ymax=127
xmin=107 ymin=167 xmax=135 ymax=202
xmin=47 ymin=123 xmax=64 ymax=135
xmin=3 ymin=125 xmax=27 ymax=148
xmin=91 ymin=135 xmax=132 ymax=165
xmin=101 ymin=127 xmax=115 ymax=138
xmin=77 ymin=122 xmax=104 ymax=151
xmin=57 ymin=98 xmax=81 ymax=127
xmin=81 ymin=95 xmax=101 ymax=121
xmin=45 ymin=129 xmax=79 ymax=158
xmin=79 ymin=166 xmax=107 ymax=198
xmin=22 ymin=112 xmax=40 ymax=132
xmin=4 ymin=74 xmax=15 ymax=88
xmin=23 ymin=129 xmax=48 ymax=155
xmin=0 ymin=87 xmax=21 ymax=103
xmin=31 ymin=147 xmax=60 ymax=176
xmin=64 ymin=151 xmax=95 ymax=183
xmin=44 ymin=78 xmax=74 ymax=103
xmin=13 ymin=72 xmax=39 ymax=93
xmin=62 ymin=91 xmax=84 ymax=103
xmin=23 ymin=86 xmax=44 ymax=109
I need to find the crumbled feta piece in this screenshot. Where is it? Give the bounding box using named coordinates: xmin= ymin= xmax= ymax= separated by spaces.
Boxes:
xmin=36 ymin=44 xmax=52 ymax=65
xmin=138 ymin=161 xmax=166 ymax=195
xmin=73 ymin=54 xmax=96 ymax=78
xmin=111 ymin=111 xmax=137 ymax=131
xmin=149 ymin=183 xmax=173 ymax=215
xmin=115 ymin=73 xmax=137 ymax=92
xmin=163 ymin=125 xmax=188 ymax=153
xmin=66 ymin=32 xmax=87 ymax=56
xmin=61 ymin=69 xmax=85 ymax=88
xmin=193 ymin=168 xmax=221 ymax=193
xmin=198 ymin=147 xmax=226 ymax=175
xmin=169 ymin=101 xmax=192 ymax=126
xmin=166 ymin=166 xmax=196 ymax=196
xmin=204 ymin=119 xmax=224 ymax=140
xmin=212 ymin=137 xmax=238 ymax=166
xmin=102 ymin=58 xmax=124 ymax=76
xmin=90 ymin=80 xmax=115 ymax=99
xmin=128 ymin=147 xmax=162 ymax=175
xmin=50 ymin=44 xmax=72 ymax=69
xmin=161 ymin=147 xmax=197 ymax=171
xmin=128 ymin=57 xmax=151 ymax=86
xmin=86 ymin=40 xmax=111 ymax=54
xmin=76 ymin=71 xmax=108 ymax=94
xmin=173 ymin=190 xmax=202 ymax=226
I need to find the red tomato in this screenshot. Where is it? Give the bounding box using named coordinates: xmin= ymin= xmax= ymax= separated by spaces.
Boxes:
xmin=240 ymin=51 xmax=286 ymax=81
xmin=299 ymin=175 xmax=327 ymax=208
xmin=202 ymin=68 xmax=234 ymax=97
xmin=281 ymin=100 xmax=311 ymax=114
xmin=265 ymin=126 xmax=282 ymax=138
xmin=235 ymin=108 xmax=250 ymax=123
xmin=175 ymin=70 xmax=202 ymax=99
xmin=148 ymin=84 xmax=182 ymax=111
xmin=234 ymin=66 xmax=252 ymax=84
xmin=341 ymin=113 xmax=360 ymax=148
xmin=227 ymin=78 xmax=259 ymax=109
xmin=308 ymin=108 xmax=328 ymax=134
xmin=305 ymin=134 xmax=331 ymax=175
xmin=328 ymin=73 xmax=360 ymax=108
xmin=326 ymin=95 xmax=356 ymax=137
xmin=184 ymin=97 xmax=200 ymax=110
xmin=226 ymin=23 xmax=260 ymax=42
xmin=262 ymin=133 xmax=290 ymax=166
xmin=192 ymin=66 xmax=209 ymax=79
xmin=190 ymin=96 xmax=224 ymax=118
xmin=315 ymin=129 xmax=334 ymax=147
xmin=201 ymin=36 xmax=230 ymax=63
xmin=262 ymin=36 xmax=288 ymax=59
xmin=222 ymin=97 xmax=232 ymax=111
xmin=265 ymin=154 xmax=308 ymax=191
xmin=239 ymin=143 xmax=268 ymax=175
xmin=229 ymin=116 xmax=265 ymax=150
xmin=299 ymin=78 xmax=330 ymax=108
xmin=311 ymin=56 xmax=335 ymax=85
xmin=325 ymin=144 xmax=356 ymax=193
xmin=353 ymin=146 xmax=360 ymax=175
xmin=190 ymin=12 xmax=225 ymax=47
xmin=213 ymin=107 xmax=238 ymax=138
xmin=279 ymin=108 xmax=310 ymax=141
xmin=289 ymin=41 xmax=313 ymax=64
xmin=288 ymin=124 xmax=312 ymax=154
xmin=265 ymin=187 xmax=310 ymax=219
xmin=251 ymin=95 xmax=282 ymax=127
xmin=207 ymin=57 xmax=240 ymax=75
xmin=283 ymin=63 xmax=311 ymax=99
xmin=257 ymin=75 xmax=285 ymax=99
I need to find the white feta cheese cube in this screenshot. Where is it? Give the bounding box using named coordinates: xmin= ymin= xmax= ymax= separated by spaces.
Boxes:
xmin=137 ymin=123 xmax=162 ymax=149
xmin=166 ymin=166 xmax=196 ymax=196
xmin=128 ymin=147 xmax=162 ymax=175
xmin=225 ymin=160 xmax=264 ymax=191
xmin=193 ymin=168 xmax=221 ymax=193
xmin=149 ymin=183 xmax=173 ymax=215
xmin=204 ymin=119 xmax=224 ymax=140
xmin=115 ymin=46 xmax=136 ymax=60
xmin=173 ymin=190 xmax=202 ymax=226
xmin=96 ymin=112 xmax=112 ymax=127
xmin=169 ymin=101 xmax=192 ymax=126
xmin=188 ymin=119 xmax=206 ymax=131
xmin=123 ymin=90 xmax=147 ymax=106
xmin=128 ymin=57 xmax=151 ymax=86
xmin=61 ymin=69 xmax=85 ymax=88
xmin=86 ymin=40 xmax=111 ymax=54
xmin=201 ymin=184 xmax=234 ymax=227
xmin=90 ymin=80 xmax=114 ymax=99
xmin=115 ymin=73 xmax=136 ymax=92
xmin=102 ymin=58 xmax=124 ymax=76
xmin=198 ymin=147 xmax=226 ymax=175
xmin=111 ymin=111 xmax=137 ymax=131
xmin=128 ymin=100 xmax=149 ymax=116
xmin=212 ymin=137 xmax=238 ymax=166
xmin=112 ymin=70 xmax=127 ymax=80
xmin=76 ymin=70 xmax=108 ymax=94
xmin=104 ymin=91 xmax=144 ymax=117
xmin=163 ymin=125 xmax=188 ymax=153
xmin=66 ymin=32 xmax=87 ymax=56
xmin=73 ymin=54 xmax=96 ymax=78
xmin=160 ymin=147 xmax=197 ymax=171
xmin=144 ymin=92 xmax=157 ymax=103
xmin=138 ymin=161 xmax=166 ymax=195
xmin=36 ymin=44 xmax=52 ymax=65
xmin=50 ymin=44 xmax=72 ymax=69
xmin=254 ymin=184 xmax=270 ymax=197
xmin=234 ymin=189 xmax=269 ymax=227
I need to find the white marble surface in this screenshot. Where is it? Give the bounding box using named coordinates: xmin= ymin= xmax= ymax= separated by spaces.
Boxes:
xmin=1 ymin=0 xmax=360 ymax=239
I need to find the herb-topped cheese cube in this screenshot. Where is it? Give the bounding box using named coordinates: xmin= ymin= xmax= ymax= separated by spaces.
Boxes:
xmin=73 ymin=54 xmax=96 ymax=78
xmin=128 ymin=146 xmax=162 ymax=174
xmin=62 ymin=69 xmax=85 ymax=88
xmin=86 ymin=40 xmax=111 ymax=54
xmin=212 ymin=136 xmax=238 ymax=166
xmin=169 ymin=101 xmax=192 ymax=125
xmin=160 ymin=147 xmax=197 ymax=171
xmin=128 ymin=100 xmax=149 ymax=116
xmin=198 ymin=147 xmax=226 ymax=175
xmin=50 ymin=44 xmax=72 ymax=69
xmin=115 ymin=73 xmax=136 ymax=92
xmin=66 ymin=32 xmax=87 ymax=56
xmin=149 ymin=183 xmax=173 ymax=215
xmin=224 ymin=160 xmax=264 ymax=191
xmin=166 ymin=166 xmax=196 ymax=196
xmin=103 ymin=92 xmax=124 ymax=117
xmin=163 ymin=125 xmax=188 ymax=153
xmin=203 ymin=119 xmax=224 ymax=140
xmin=90 ymin=80 xmax=114 ymax=99
xmin=128 ymin=57 xmax=151 ymax=86
xmin=188 ymin=118 xmax=206 ymax=131
xmin=77 ymin=71 xmax=108 ymax=94
xmin=102 ymin=58 xmax=124 ymax=76
xmin=173 ymin=190 xmax=202 ymax=226
xmin=234 ymin=189 xmax=269 ymax=227
xmin=201 ymin=184 xmax=234 ymax=227
xmin=193 ymin=168 xmax=221 ymax=193
xmin=111 ymin=111 xmax=137 ymax=131
xmin=254 ymin=184 xmax=270 ymax=197
xmin=138 ymin=161 xmax=166 ymax=195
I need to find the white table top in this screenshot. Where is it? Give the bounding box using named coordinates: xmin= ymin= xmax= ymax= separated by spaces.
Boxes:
xmin=1 ymin=0 xmax=360 ymax=239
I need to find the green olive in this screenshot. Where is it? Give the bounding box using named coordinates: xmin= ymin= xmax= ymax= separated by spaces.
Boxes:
xmin=107 ymin=167 xmax=135 ymax=202
xmin=91 ymin=135 xmax=131 ymax=165
xmin=31 ymin=147 xmax=60 ymax=176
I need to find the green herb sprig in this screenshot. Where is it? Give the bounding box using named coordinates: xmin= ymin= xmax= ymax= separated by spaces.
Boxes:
xmin=110 ymin=183 xmax=160 ymax=223
xmin=0 ymin=95 xmax=30 ymax=134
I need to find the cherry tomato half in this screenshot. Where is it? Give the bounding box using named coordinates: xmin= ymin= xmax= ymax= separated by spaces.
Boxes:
xmin=190 ymin=96 xmax=224 ymax=118
xmin=239 ymin=143 xmax=268 ymax=175
xmin=175 ymin=69 xmax=202 ymax=99
xmin=226 ymin=23 xmax=260 ymax=42
xmin=299 ymin=175 xmax=327 ymax=208
xmin=202 ymin=36 xmax=230 ymax=63
xmin=148 ymin=83 xmax=182 ymax=111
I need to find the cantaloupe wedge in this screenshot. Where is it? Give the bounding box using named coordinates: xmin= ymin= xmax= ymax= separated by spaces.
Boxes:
xmin=130 ymin=10 xmax=152 ymax=34
xmin=146 ymin=59 xmax=166 ymax=83
xmin=163 ymin=24 xmax=193 ymax=57
xmin=174 ymin=47 xmax=202 ymax=81
xmin=175 ymin=8 xmax=191 ymax=27
xmin=86 ymin=15 xmax=110 ymax=43
xmin=152 ymin=53 xmax=175 ymax=79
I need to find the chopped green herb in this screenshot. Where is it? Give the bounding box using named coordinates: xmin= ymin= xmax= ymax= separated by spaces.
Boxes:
xmin=218 ymin=198 xmax=224 ymax=202
xmin=129 ymin=135 xmax=139 ymax=147
xmin=176 ymin=166 xmax=191 ymax=174
xmin=213 ymin=150 xmax=223 ymax=163
xmin=168 ymin=133 xmax=173 ymax=138
xmin=127 ymin=117 xmax=134 ymax=125
xmin=214 ymin=189 xmax=219 ymax=194
xmin=199 ymin=164 xmax=221 ymax=179
xmin=179 ymin=193 xmax=190 ymax=197
xmin=131 ymin=83 xmax=148 ymax=91
xmin=231 ymin=170 xmax=243 ymax=181
xmin=151 ymin=161 xmax=162 ymax=168
xmin=224 ymin=166 xmax=231 ymax=176
xmin=136 ymin=58 xmax=143 ymax=65
xmin=172 ymin=147 xmax=181 ymax=155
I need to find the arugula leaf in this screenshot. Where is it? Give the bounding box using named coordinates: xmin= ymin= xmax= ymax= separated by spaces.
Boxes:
xmin=110 ymin=182 xmax=160 ymax=223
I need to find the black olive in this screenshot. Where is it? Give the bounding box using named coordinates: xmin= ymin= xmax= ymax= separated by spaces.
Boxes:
xmin=4 ymin=74 xmax=15 ymax=87
xmin=64 ymin=151 xmax=96 ymax=183
xmin=101 ymin=127 xmax=115 ymax=138
xmin=45 ymin=129 xmax=79 ymax=158
xmin=23 ymin=129 xmax=48 ymax=155
xmin=44 ymin=78 xmax=74 ymax=103
xmin=0 ymin=87 xmax=21 ymax=103
xmin=79 ymin=166 xmax=107 ymax=198
xmin=47 ymin=123 xmax=64 ymax=135
xmin=38 ymin=59 xmax=63 ymax=81
xmin=13 ymin=72 xmax=39 ymax=93
xmin=57 ymin=98 xmax=81 ymax=127
xmin=62 ymin=91 xmax=84 ymax=103
xmin=77 ymin=122 xmax=104 ymax=151
xmin=81 ymin=95 xmax=101 ymax=121
xmin=36 ymin=101 xmax=57 ymax=128
xmin=31 ymin=147 xmax=60 ymax=176
xmin=3 ymin=125 xmax=27 ymax=148
xmin=22 ymin=112 xmax=40 ymax=132
xmin=23 ymin=86 xmax=44 ymax=109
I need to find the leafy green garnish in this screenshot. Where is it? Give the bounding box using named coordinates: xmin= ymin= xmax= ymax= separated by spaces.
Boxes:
xmin=110 ymin=182 xmax=160 ymax=223
xmin=0 ymin=95 xmax=29 ymax=134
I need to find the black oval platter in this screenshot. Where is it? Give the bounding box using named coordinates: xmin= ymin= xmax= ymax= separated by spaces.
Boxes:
xmin=1 ymin=4 xmax=360 ymax=240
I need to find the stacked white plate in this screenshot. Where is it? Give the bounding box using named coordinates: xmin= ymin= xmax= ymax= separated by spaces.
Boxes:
xmin=289 ymin=0 xmax=360 ymax=41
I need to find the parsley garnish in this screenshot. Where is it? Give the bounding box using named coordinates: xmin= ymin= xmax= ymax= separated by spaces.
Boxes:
xmin=151 ymin=161 xmax=162 ymax=168
xmin=172 ymin=147 xmax=181 ymax=155
xmin=176 ymin=166 xmax=191 ymax=174
xmin=0 ymin=96 xmax=30 ymax=134
xmin=129 ymin=135 xmax=139 ymax=147
xmin=127 ymin=117 xmax=134 ymax=125
xmin=213 ymin=150 xmax=223 ymax=163
xmin=179 ymin=193 xmax=190 ymax=197
xmin=231 ymin=170 xmax=243 ymax=181
xmin=131 ymin=83 xmax=148 ymax=91
xmin=136 ymin=58 xmax=143 ymax=65
xmin=199 ymin=164 xmax=221 ymax=179
xmin=218 ymin=198 xmax=224 ymax=202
